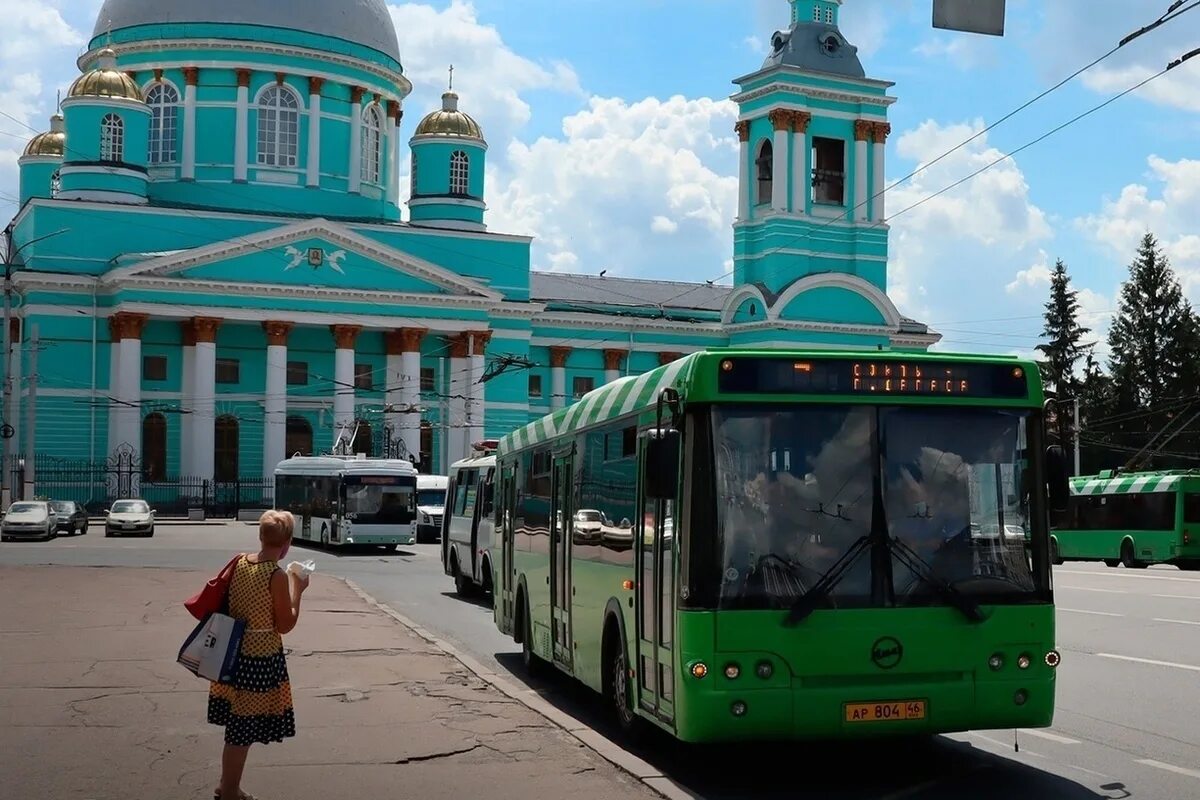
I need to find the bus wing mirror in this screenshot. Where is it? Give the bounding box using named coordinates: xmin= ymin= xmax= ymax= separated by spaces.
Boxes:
xmin=1046 ymin=445 xmax=1070 ymax=512
xmin=645 ymin=429 xmax=681 ymax=501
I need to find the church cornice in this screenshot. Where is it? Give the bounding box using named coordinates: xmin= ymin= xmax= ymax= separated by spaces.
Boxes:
xmin=732 ymin=82 xmax=897 ymax=109
xmin=82 ymin=40 xmax=412 ymax=99
xmin=534 ymin=311 xmax=725 ymax=336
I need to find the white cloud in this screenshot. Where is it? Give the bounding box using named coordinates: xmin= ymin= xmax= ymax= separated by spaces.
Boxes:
xmin=743 ymin=35 xmax=765 ymax=55
xmin=1006 ymin=249 xmax=1054 ymax=294
xmin=485 ymin=95 xmax=739 ymax=278
xmin=914 ymin=34 xmax=999 ymax=69
xmin=1076 ymin=155 xmax=1200 ymax=298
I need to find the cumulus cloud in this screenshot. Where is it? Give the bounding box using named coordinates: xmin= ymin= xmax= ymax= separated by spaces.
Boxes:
xmin=485 ymin=95 xmax=739 ymax=277
xmin=1006 ymin=249 xmax=1054 ymax=294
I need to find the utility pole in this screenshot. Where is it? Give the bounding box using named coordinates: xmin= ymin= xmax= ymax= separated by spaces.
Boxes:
xmin=24 ymin=323 xmax=37 ymax=500
xmin=1073 ymin=397 xmax=1081 ymax=476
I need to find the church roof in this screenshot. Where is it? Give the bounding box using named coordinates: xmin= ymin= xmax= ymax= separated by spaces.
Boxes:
xmin=91 ymin=0 xmax=402 ymax=63
xmin=414 ymin=92 xmax=484 ymax=140
xmin=531 ymin=272 xmax=730 ymax=313
xmin=763 ymin=22 xmax=866 ymax=78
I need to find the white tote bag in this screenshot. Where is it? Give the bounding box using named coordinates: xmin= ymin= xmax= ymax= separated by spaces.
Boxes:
xmin=178 ymin=612 xmax=246 ymax=683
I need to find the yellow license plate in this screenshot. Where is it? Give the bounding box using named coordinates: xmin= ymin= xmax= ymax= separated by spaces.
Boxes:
xmin=844 ymin=700 xmax=927 ymax=723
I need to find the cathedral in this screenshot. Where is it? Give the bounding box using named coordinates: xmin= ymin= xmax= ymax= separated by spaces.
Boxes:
xmin=5 ymin=0 xmax=936 ymax=498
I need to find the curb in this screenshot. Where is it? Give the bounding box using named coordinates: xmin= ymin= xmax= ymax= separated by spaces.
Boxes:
xmin=340 ymin=578 xmax=695 ymax=800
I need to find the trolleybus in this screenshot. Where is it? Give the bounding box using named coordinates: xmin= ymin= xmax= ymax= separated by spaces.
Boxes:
xmin=274 ymin=455 xmax=418 ymax=549
xmin=443 ymin=444 xmax=497 ymax=596
xmin=491 ymin=349 xmax=1067 ymax=742
xmin=1050 ymin=470 xmax=1200 ymax=570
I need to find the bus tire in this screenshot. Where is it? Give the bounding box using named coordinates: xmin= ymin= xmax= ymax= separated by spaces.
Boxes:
xmin=451 ymin=551 xmax=474 ymax=597
xmin=1104 ymin=559 xmax=1120 ymax=568
xmin=1120 ymin=539 xmax=1146 ymax=569
xmin=1050 ymin=538 xmax=1063 ymax=566
xmin=603 ymin=618 xmax=641 ymax=739
xmin=518 ymin=593 xmax=543 ymax=676
xmin=481 ymin=556 xmax=493 ymax=596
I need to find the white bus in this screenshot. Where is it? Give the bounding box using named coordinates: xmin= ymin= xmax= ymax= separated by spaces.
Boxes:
xmin=442 ymin=444 xmax=497 ymax=596
xmin=274 ymin=455 xmax=418 ymax=549
xmin=416 ymin=474 xmax=449 ymax=543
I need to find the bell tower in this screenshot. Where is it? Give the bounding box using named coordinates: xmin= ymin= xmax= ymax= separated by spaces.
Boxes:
xmin=729 ymin=0 xmax=898 ymax=333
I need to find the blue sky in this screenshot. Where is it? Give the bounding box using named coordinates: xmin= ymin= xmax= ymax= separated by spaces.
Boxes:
xmin=2 ymin=0 xmax=1199 ymax=362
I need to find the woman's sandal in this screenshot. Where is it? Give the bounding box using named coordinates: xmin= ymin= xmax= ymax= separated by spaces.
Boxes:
xmin=213 ymin=791 xmax=259 ymax=799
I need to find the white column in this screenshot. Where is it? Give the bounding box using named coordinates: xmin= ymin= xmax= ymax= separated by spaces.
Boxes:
xmin=116 ymin=336 xmax=142 ymax=458
xmin=737 ymin=121 xmax=750 ymax=220
xmin=854 ymin=121 xmax=870 ymax=222
xmin=384 ymin=348 xmax=404 ymax=460
xmin=549 ymin=346 xmax=569 ymax=411
xmin=386 ymin=328 xmax=425 ymax=466
xmin=330 ymin=325 xmax=360 ymax=451
xmin=771 ymin=117 xmax=789 ymax=212
xmin=447 ymin=337 xmax=468 ymax=464
xmin=234 ymin=70 xmax=250 ymax=181
xmin=191 ymin=318 xmax=220 ymax=482
xmin=180 ymin=335 xmax=195 ymax=473
xmin=603 ymin=349 xmax=624 ymax=385
xmin=792 ymin=116 xmax=809 ymax=214
xmin=182 ymin=68 xmax=198 ymax=181
xmin=387 ymin=104 xmax=401 ymax=206
xmin=348 ymin=88 xmax=364 ymax=195
xmin=105 ymin=332 xmax=117 ymax=457
xmin=467 ymin=332 xmax=488 ymax=448
xmin=262 ymin=322 xmax=290 ymax=482
xmin=306 ymin=78 xmax=322 ymax=188
xmin=873 ymin=122 xmax=890 ymax=221
xmin=5 ymin=321 xmax=20 ymax=476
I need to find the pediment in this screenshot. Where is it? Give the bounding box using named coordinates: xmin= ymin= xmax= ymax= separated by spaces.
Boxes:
xmin=101 ymin=218 xmax=501 ymax=300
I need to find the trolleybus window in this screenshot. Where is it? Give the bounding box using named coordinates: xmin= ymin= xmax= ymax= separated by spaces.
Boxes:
xmin=343 ymin=476 xmax=416 ymax=525
xmin=1186 ymin=494 xmax=1200 ymax=524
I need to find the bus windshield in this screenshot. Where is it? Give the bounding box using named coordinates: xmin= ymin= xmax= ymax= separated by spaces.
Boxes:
xmin=417 ymin=489 xmax=446 ymax=508
xmin=710 ymin=405 xmax=1041 ymax=612
xmin=343 ymin=477 xmax=417 ymax=525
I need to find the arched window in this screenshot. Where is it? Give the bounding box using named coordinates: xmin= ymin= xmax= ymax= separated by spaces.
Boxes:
xmin=285 ymin=416 xmax=313 ymax=458
xmin=50 ymin=170 xmax=61 ymax=198
xmin=142 ymin=413 xmax=167 ymax=481
xmin=214 ymin=416 xmax=240 ymax=482
xmin=361 ymin=105 xmax=383 ymax=184
xmin=100 ymin=114 xmax=124 ymax=162
xmin=353 ymin=421 xmax=373 ymax=457
xmin=410 ymin=154 xmax=418 ymax=196
xmin=756 ymin=139 xmax=774 ymax=205
xmin=145 ymin=83 xmax=179 ymax=164
xmin=256 ymin=85 xmax=300 ymax=167
xmin=449 ymin=150 xmax=470 ymax=195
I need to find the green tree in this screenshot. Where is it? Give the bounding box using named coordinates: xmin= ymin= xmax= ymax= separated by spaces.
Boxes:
xmin=1036 ymin=259 xmax=1091 ymax=447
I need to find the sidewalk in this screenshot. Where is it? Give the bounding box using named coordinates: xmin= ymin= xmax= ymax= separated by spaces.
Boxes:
xmin=0 ymin=565 xmax=661 ymax=800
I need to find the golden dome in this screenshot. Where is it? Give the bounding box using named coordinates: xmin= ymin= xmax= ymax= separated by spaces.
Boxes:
xmin=23 ymin=114 xmax=65 ymax=157
xmin=414 ymin=92 xmax=484 ymax=140
xmin=67 ymin=48 xmax=143 ymax=102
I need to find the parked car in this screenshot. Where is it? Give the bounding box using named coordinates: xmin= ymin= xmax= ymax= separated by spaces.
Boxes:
xmin=1 ymin=501 xmax=58 ymax=542
xmin=50 ymin=500 xmax=89 ymax=536
xmin=105 ymin=499 xmax=155 ymax=537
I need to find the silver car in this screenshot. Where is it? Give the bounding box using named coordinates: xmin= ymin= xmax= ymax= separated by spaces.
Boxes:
xmin=1 ymin=501 xmax=58 ymax=542
xmin=105 ymin=499 xmax=155 ymax=537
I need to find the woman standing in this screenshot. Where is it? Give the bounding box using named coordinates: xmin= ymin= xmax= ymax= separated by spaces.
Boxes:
xmin=208 ymin=510 xmax=308 ymax=799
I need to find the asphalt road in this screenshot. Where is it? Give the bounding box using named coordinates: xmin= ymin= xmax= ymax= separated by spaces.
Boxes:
xmin=5 ymin=523 xmax=1198 ymax=799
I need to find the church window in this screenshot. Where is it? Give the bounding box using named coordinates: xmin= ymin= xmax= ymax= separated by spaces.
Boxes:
xmin=100 ymin=114 xmax=124 ymax=162
xmin=826 ymin=7 xmax=835 ymax=23
xmin=528 ymin=374 xmax=543 ymax=399
xmin=141 ymin=413 xmax=167 ymax=481
xmin=354 ymin=363 xmax=374 ymax=390
xmin=813 ymin=5 xmax=822 ymax=22
xmin=287 ymin=361 xmax=309 ymax=386
xmin=450 ymin=150 xmax=470 ymax=195
xmin=361 ymin=104 xmax=383 ymax=184
xmin=50 ymin=170 xmax=61 ymax=198
xmin=214 ymin=416 xmax=240 ymax=481
xmin=216 ymin=358 xmax=240 ymax=385
xmin=256 ymin=85 xmax=300 ymax=168
xmin=573 ymin=376 xmax=595 ymax=399
xmin=143 ymin=355 xmax=167 ymax=381
xmin=812 ymin=136 xmax=846 ymax=205
xmin=755 ymin=139 xmax=774 ymax=206
xmin=145 ymin=83 xmax=179 ymax=164
xmin=420 ymin=367 xmax=435 ymax=392
xmin=286 ymin=416 xmax=313 ymax=458
xmin=410 ymin=154 xmax=419 ymax=196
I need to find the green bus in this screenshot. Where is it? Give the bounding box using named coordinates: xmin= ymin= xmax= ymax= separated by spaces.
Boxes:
xmin=1050 ymin=471 xmax=1200 ymax=570
xmin=491 ymin=349 xmax=1066 ymax=742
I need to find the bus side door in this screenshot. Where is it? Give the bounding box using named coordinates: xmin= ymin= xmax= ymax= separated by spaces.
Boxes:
xmin=549 ymin=450 xmax=575 ymax=668
xmin=635 ymin=439 xmax=676 ymax=724
xmin=497 ymin=462 xmax=517 ymax=634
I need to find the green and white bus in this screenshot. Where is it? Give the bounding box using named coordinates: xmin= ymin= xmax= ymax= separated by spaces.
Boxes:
xmin=1050 ymin=470 xmax=1200 ymax=570
xmin=491 ymin=349 xmax=1066 ymax=742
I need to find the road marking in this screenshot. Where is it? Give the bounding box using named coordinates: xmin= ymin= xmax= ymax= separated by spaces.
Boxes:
xmin=1018 ymin=728 xmax=1081 ymax=745
xmin=1152 ymin=618 xmax=1200 ymax=627
xmin=1097 ymin=653 xmax=1200 ymax=672
xmin=1154 ymin=594 xmax=1200 ymax=601
xmin=1062 ymin=570 xmax=1200 ymax=583
xmin=1060 ymin=608 xmax=1123 ymax=617
xmin=1058 ymin=585 xmax=1126 ymax=594
xmin=1136 ymin=759 xmax=1200 ymax=780
xmin=970 ymin=732 xmax=1045 ymax=758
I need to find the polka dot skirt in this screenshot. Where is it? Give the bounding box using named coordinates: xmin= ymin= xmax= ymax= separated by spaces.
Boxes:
xmin=207 ymin=556 xmax=296 ymax=747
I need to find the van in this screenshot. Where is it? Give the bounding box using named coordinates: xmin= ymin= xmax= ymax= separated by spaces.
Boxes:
xmin=416 ymin=474 xmax=449 ymax=543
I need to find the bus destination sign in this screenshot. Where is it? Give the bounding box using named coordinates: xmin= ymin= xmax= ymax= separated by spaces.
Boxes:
xmin=717 ymin=357 xmax=1029 ymax=398
xmin=345 ymin=475 xmax=407 ymax=486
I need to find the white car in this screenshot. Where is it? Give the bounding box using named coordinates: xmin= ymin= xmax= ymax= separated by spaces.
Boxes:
xmin=1 ymin=501 xmax=58 ymax=542
xmin=105 ymin=499 xmax=155 ymax=537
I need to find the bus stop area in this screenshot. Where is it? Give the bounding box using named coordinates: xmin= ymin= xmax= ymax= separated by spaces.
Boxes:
xmin=0 ymin=565 xmax=659 ymax=800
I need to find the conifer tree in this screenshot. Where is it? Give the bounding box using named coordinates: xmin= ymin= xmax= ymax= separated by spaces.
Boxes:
xmin=1036 ymin=259 xmax=1090 ymax=447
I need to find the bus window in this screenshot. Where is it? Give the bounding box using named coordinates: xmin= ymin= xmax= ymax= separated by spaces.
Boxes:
xmin=1186 ymin=494 xmax=1200 ymax=524
xmin=481 ymin=468 xmax=496 ymax=518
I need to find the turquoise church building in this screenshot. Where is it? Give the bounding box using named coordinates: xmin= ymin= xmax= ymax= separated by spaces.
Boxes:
xmin=4 ymin=0 xmax=937 ymax=507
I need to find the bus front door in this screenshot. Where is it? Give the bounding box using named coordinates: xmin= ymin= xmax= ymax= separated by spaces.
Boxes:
xmin=635 ymin=446 xmax=676 ymax=724
xmin=549 ymin=454 xmax=574 ymax=668
xmin=498 ymin=463 xmax=517 ymax=634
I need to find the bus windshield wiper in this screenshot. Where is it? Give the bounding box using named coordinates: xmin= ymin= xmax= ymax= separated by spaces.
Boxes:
xmin=783 ymin=534 xmax=870 ymax=627
xmin=889 ymin=536 xmax=987 ymax=623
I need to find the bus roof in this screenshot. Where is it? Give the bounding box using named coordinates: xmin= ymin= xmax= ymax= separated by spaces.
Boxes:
xmin=274 ymin=456 xmax=417 ymax=476
xmin=449 ymin=452 xmax=496 ymax=471
xmin=498 ymin=348 xmax=1042 ymax=457
xmin=1070 ymin=471 xmax=1198 ymax=496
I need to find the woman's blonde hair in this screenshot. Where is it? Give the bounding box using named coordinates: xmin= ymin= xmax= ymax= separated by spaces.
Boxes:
xmin=259 ymin=509 xmax=295 ymax=547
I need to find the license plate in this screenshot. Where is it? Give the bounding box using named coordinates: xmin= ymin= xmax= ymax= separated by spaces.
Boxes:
xmin=845 ymin=700 xmax=927 ymax=722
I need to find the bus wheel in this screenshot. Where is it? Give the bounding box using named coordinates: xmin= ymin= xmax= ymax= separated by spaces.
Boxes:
xmin=519 ymin=597 xmax=542 ymax=676
xmin=1104 ymin=559 xmax=1120 ymax=568
xmin=604 ymin=624 xmax=641 ymax=738
xmin=452 ymin=554 xmax=474 ymax=597
xmin=1050 ymin=539 xmax=1063 ymax=566
xmin=1120 ymin=540 xmax=1145 ymax=569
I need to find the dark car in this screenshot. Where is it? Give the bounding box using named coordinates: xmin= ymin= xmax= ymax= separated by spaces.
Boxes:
xmin=50 ymin=500 xmax=89 ymax=536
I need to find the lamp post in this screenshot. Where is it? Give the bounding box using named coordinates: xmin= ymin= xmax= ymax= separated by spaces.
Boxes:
xmin=1049 ymin=395 xmax=1082 ymax=476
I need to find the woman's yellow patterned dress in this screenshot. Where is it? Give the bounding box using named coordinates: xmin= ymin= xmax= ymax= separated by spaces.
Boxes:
xmin=208 ymin=556 xmax=296 ymax=746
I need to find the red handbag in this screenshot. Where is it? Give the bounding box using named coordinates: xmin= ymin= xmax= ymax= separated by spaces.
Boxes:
xmin=185 ymin=553 xmax=243 ymax=621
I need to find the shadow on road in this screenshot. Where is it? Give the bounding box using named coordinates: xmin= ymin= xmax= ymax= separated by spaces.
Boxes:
xmin=291 ymin=540 xmax=418 ymax=559
xmin=492 ymin=653 xmax=1107 ymax=800
xmin=440 ymin=589 xmax=494 ymax=610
